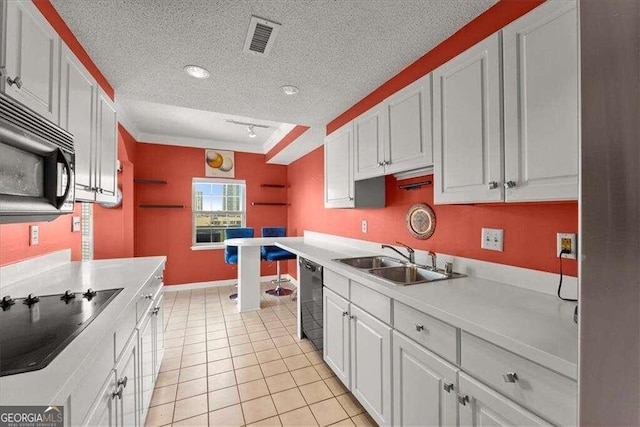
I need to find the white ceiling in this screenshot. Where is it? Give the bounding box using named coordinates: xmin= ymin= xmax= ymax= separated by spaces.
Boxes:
xmin=51 ymin=0 xmax=496 ymax=164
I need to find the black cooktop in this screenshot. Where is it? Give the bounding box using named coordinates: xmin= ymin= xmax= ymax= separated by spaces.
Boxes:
xmin=0 ymin=288 xmax=122 ymax=377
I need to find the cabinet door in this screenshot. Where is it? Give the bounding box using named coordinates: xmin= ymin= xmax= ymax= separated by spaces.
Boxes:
xmin=95 ymin=89 xmax=118 ymax=203
xmin=459 ymin=373 xmax=551 ymax=427
xmin=84 ymin=370 xmax=118 ymax=427
xmin=115 ymin=333 xmax=139 ymax=427
xmin=350 ymin=304 xmax=392 ymax=426
xmin=323 ymin=287 xmax=351 ymax=387
xmin=384 ymin=73 xmax=433 ymax=175
xmin=3 ymin=0 xmax=59 ymax=123
xmin=354 ymin=105 xmax=385 ymax=180
xmin=152 ymin=293 xmax=164 ymax=378
xmin=324 ymin=123 xmax=354 ymax=208
xmin=59 ymin=44 xmax=98 ymax=201
xmin=393 ymin=331 xmax=458 ymax=427
xmin=138 ymin=311 xmax=154 ymax=426
xmin=433 ymin=33 xmax=503 ymax=204
xmin=503 ymin=0 xmax=578 ymax=202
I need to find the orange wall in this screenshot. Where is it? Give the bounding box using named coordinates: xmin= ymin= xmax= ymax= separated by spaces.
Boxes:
xmin=287 ymin=147 xmax=578 ymax=277
xmin=93 ymin=126 xmax=136 ymax=259
xmin=134 ymin=144 xmax=289 ymax=285
xmin=0 ymin=204 xmax=82 ymax=266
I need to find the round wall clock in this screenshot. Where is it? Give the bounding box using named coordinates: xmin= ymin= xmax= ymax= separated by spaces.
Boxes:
xmin=406 ymin=203 xmax=436 ymax=239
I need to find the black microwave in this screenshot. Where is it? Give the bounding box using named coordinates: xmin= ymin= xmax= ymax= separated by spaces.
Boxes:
xmin=0 ymin=93 xmax=75 ymax=224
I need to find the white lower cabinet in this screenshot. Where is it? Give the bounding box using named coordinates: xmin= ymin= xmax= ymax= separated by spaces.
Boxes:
xmin=323 ymin=285 xmax=392 ymax=426
xmin=115 ymin=334 xmax=139 ymax=427
xmin=350 ymin=305 xmax=392 ymax=426
xmin=138 ymin=310 xmax=155 ymax=425
xmin=458 ymin=373 xmax=550 ymax=427
xmin=323 ymin=287 xmax=351 ymax=387
xmin=393 ymin=331 xmax=459 ymax=427
xmin=85 ymin=371 xmax=118 ymax=427
xmin=152 ymin=294 xmax=165 ymax=378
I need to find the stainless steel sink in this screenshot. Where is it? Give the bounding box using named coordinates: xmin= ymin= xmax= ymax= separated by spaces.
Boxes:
xmin=336 ymin=256 xmax=406 ymax=270
xmin=368 ymin=265 xmax=451 ymax=285
xmin=334 ymin=256 xmax=465 ymax=286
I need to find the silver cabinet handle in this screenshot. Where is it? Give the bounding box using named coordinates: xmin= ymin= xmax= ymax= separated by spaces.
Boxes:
xmin=7 ymin=75 xmax=22 ymax=89
xmin=348 ymin=197 xmax=354 ymax=201
xmin=342 ymin=311 xmax=349 ymax=317
xmin=349 ymin=315 xmax=355 ymax=320
xmin=415 ymin=324 xmax=424 ymax=332
xmin=443 ymin=382 xmax=454 ymax=393
xmin=377 ymin=162 xmax=384 ymax=167
xmin=488 ymin=181 xmax=499 ymax=190
xmin=504 ymin=180 xmax=517 ymax=189
xmin=155 ymin=275 xmax=164 ymax=281
xmin=152 ymin=307 xmax=160 ymax=316
xmin=457 ymin=394 xmax=469 ymax=406
xmin=144 ymin=294 xmax=153 ymax=300
xmin=117 ymin=376 xmax=128 ymax=388
xmin=112 ymin=385 xmax=123 ymax=400
xmin=502 ymin=372 xmax=518 ymax=383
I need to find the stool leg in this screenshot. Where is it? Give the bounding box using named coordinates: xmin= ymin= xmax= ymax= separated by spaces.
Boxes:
xmin=229 ymin=284 xmax=238 ymax=300
xmin=266 ymin=260 xmax=293 ymax=296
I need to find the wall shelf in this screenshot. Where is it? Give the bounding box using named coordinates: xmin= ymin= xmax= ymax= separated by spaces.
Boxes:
xmin=139 ymin=204 xmax=184 ymax=209
xmin=135 ymin=178 xmax=167 ymax=185
xmin=251 ymin=202 xmax=287 ymax=206
xmin=260 ymin=184 xmax=286 ymax=188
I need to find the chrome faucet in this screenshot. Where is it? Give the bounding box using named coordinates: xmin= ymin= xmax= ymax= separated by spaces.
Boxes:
xmin=427 ymin=251 xmax=437 ymax=270
xmin=382 ymin=242 xmax=415 ymax=264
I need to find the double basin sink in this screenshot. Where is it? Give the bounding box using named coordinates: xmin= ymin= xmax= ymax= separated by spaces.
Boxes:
xmin=335 ymin=256 xmax=465 ymax=286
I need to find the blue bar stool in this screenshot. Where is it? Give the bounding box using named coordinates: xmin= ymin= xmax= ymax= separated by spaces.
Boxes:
xmin=261 ymin=226 xmax=296 ymax=296
xmin=225 ymin=227 xmax=254 ymax=300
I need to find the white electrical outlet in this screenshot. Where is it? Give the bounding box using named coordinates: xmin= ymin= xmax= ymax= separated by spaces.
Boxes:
xmin=557 ymin=233 xmax=577 ymax=259
xmin=30 ymin=225 xmax=39 ymax=246
xmin=72 ymin=216 xmax=81 ymax=232
xmin=361 ymin=220 xmax=368 ymax=233
xmin=481 ymin=228 xmax=504 ymax=251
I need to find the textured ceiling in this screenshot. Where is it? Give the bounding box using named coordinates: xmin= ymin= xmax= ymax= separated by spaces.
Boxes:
xmin=51 ymin=0 xmax=496 ymax=161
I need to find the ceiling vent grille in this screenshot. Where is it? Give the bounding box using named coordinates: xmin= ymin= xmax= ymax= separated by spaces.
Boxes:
xmin=243 ymin=16 xmax=281 ymax=57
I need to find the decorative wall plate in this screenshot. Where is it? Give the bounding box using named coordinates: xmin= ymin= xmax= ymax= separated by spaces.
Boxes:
xmin=406 ymin=203 xmax=436 ymax=239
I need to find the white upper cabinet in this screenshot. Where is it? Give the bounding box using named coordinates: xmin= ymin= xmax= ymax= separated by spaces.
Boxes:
xmin=503 ymin=0 xmax=578 ymax=202
xmin=353 ymin=105 xmax=385 ymax=181
xmin=433 ymin=33 xmax=503 ymax=204
xmin=353 ymin=74 xmax=433 ymax=180
xmin=2 ymin=0 xmax=60 ymax=123
xmin=60 ymin=43 xmax=98 ymax=201
xmin=95 ymin=89 xmax=118 ymax=203
xmin=384 ymin=73 xmax=433 ymax=175
xmin=325 ymin=122 xmax=355 ymax=208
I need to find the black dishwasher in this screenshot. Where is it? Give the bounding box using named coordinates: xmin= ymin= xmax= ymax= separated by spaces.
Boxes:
xmin=299 ymin=257 xmax=323 ymax=351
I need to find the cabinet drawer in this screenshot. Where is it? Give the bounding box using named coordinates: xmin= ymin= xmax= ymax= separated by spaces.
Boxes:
xmin=136 ymin=269 xmax=163 ymax=322
xmin=393 ymin=301 xmax=458 ymax=364
xmin=350 ymin=281 xmax=391 ymax=325
xmin=323 ymin=269 xmax=349 ymax=299
xmin=461 ymin=331 xmax=577 ymax=426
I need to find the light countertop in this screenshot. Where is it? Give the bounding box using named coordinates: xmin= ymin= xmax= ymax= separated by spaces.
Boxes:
xmin=277 ymin=239 xmax=578 ymax=380
xmin=0 ymin=256 xmax=166 ymax=405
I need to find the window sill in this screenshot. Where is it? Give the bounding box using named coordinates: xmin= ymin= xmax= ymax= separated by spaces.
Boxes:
xmin=191 ymin=245 xmax=225 ymax=251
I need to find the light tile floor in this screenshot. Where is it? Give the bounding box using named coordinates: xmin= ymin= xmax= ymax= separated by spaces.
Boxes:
xmin=145 ymin=283 xmax=378 ymax=427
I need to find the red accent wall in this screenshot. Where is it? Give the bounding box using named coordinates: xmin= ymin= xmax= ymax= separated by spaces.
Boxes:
xmin=134 ymin=144 xmax=289 ymax=285
xmin=287 ymin=147 xmax=578 ymax=277
xmin=93 ymin=126 xmax=136 ymax=259
xmin=32 ymin=0 xmax=115 ymax=100
xmin=327 ymin=0 xmax=545 ymax=134
xmin=266 ymin=126 xmax=310 ymax=162
xmin=0 ymin=204 xmax=82 ymax=266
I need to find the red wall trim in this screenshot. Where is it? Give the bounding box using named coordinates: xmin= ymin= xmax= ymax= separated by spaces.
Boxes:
xmin=32 ymin=0 xmax=115 ymax=100
xmin=265 ymin=125 xmax=310 ymax=162
xmin=326 ymin=0 xmax=545 ymax=135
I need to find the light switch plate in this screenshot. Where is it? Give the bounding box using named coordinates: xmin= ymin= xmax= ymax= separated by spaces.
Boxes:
xmin=361 ymin=220 xmax=368 ymax=233
xmin=72 ymin=216 xmax=81 ymax=232
xmin=481 ymin=228 xmax=503 ymax=251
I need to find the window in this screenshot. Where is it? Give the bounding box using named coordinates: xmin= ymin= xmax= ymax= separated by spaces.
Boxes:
xmin=192 ymin=178 xmax=246 ymax=247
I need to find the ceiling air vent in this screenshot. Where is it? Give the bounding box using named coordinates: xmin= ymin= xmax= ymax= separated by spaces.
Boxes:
xmin=243 ymin=16 xmax=281 ymax=57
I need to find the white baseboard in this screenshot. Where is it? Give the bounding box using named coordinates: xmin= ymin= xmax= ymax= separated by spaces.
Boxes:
xmin=303 ymin=230 xmax=577 ymax=299
xmin=164 ymin=274 xmax=298 ymax=292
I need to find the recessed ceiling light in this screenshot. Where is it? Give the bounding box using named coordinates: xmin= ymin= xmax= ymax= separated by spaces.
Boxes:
xmin=184 ymin=65 xmax=210 ymax=79
xmin=280 ymin=85 xmax=299 ymax=96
